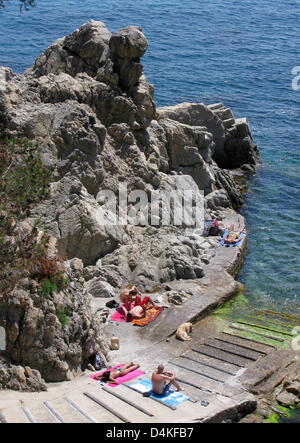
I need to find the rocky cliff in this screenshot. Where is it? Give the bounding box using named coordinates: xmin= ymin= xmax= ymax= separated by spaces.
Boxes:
xmin=0 ymin=20 xmax=258 ymax=389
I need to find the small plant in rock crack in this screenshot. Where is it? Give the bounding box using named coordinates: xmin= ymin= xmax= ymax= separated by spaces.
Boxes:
xmin=56 ymin=307 xmax=72 ymax=328
xmin=34 ymin=257 xmax=70 ymax=297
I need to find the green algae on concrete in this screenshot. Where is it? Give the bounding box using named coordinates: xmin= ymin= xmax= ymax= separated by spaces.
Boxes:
xmin=265 ymin=405 xmax=300 ymax=423
xmin=212 ymin=292 xmax=249 ymax=317
xmin=210 ymin=292 xmax=293 ymax=350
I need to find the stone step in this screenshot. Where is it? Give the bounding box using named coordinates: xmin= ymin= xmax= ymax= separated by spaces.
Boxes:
xmin=41 ymin=398 xmax=90 ymax=423
xmin=117 ymin=383 xmax=174 ymax=417
xmin=207 ymin=103 xmax=224 ymax=111
xmin=83 ymin=385 xmax=154 ymax=423
xmin=242 ymin=314 xmax=296 ymax=333
xmin=65 ymin=389 xmax=122 ymax=423
xmin=5 ymin=402 xmax=56 ymax=423
xmin=83 ymin=388 xmax=132 ymax=423
xmin=219 ymin=332 xmax=274 ymax=355
xmin=175 ymin=356 xmax=229 ymax=382
xmin=184 ymin=350 xmax=239 ymax=376
xmin=235 ymin=320 xmax=293 ymax=338
xmin=227 ymin=324 xmax=286 ymax=346
xmin=168 ymin=362 xmax=225 ymax=394
xmin=222 ymin=118 xmax=236 ymax=129
xmin=205 ymin=338 xmax=262 ymax=361
xmin=64 ymin=396 xmax=98 ymax=423
xmin=175 ymin=381 xmax=213 ymax=404
xmin=101 ymin=385 xmax=154 ymax=417
xmin=254 ymin=309 xmax=300 ymax=327
xmin=192 ymin=344 xmax=251 ymax=368
xmin=213 ymin=108 xmax=234 ymax=121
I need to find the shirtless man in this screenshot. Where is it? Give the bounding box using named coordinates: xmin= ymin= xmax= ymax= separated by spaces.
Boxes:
xmin=151 ymin=364 xmax=184 ymax=395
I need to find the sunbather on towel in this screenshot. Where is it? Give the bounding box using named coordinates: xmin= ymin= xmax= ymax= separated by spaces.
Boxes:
xmin=95 ymin=362 xmax=140 ymax=384
xmin=224 ymin=224 xmax=246 ymax=245
xmin=151 ymin=364 xmax=184 ymax=395
xmin=119 ymin=286 xmax=158 ymax=320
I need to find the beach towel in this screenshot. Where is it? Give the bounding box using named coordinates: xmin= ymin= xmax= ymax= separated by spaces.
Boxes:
xmin=90 ymin=364 xmax=145 ymax=388
xmin=110 ymin=306 xmax=127 ymax=322
xmin=128 ymin=379 xmax=189 ymax=407
xmin=132 ymin=305 xmax=164 ymax=327
xmin=220 ymin=229 xmax=246 ymax=247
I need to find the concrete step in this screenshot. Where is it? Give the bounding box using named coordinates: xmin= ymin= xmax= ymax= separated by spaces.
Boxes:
xmin=41 ymin=398 xmax=91 ymax=423
xmin=173 ymin=357 xmax=229 ymax=383
xmin=204 ymin=338 xmax=262 ymax=362
xmin=192 ymin=344 xmax=251 ymax=368
xmin=116 ymin=383 xmax=174 ymax=417
xmin=2 ymin=402 xmax=52 ymax=423
xmin=184 ymin=350 xmax=239 ymax=376
xmin=0 ymin=403 xmax=33 ymax=423
xmin=167 ymin=362 xmax=225 ymax=394
xmin=255 ymin=310 xmax=300 ymax=327
xmin=21 ymin=402 xmax=59 ymax=423
xmin=218 ymin=332 xmax=274 ymax=355
xmin=227 ymin=324 xmax=286 ymax=347
xmin=67 ymin=389 xmax=123 ymax=423
xmin=83 ymin=385 xmax=154 ymax=423
xmin=234 ymin=320 xmax=292 ymax=338
xmin=241 ymin=315 xmax=295 ymax=334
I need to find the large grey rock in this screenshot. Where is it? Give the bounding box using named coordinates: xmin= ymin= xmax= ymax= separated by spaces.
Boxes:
xmin=0 ymin=21 xmax=258 ymax=390
xmin=205 ymin=189 xmax=231 ymax=211
xmin=110 ymin=26 xmax=148 ymax=59
xmin=225 ymin=137 xmax=259 ymax=169
xmin=86 ymin=279 xmax=116 ymax=298
xmin=158 ymin=102 xmax=225 ymax=161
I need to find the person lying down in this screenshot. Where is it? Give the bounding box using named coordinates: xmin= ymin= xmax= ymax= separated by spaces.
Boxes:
xmin=223 ymin=224 xmax=246 ymax=245
xmin=94 ymin=362 xmax=140 ymax=384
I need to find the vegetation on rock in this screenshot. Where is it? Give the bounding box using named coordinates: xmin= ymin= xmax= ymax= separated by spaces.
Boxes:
xmin=0 ymin=137 xmax=60 ymax=296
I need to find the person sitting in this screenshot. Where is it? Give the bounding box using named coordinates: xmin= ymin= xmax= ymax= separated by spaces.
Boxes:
xmin=94 ymin=362 xmax=140 ymax=384
xmin=224 ymin=224 xmax=246 ymax=245
xmin=151 ymin=364 xmax=184 ymax=395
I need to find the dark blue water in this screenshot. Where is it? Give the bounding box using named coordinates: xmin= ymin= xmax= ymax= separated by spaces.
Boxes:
xmin=1 ymin=0 xmax=299 ymax=314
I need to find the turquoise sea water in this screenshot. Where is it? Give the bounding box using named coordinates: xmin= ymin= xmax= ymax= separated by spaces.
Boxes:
xmin=0 ymin=0 xmax=299 ymax=315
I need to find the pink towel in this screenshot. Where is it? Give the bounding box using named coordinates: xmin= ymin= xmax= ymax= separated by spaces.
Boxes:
xmin=110 ymin=308 xmax=127 ymax=322
xmin=90 ymin=365 xmax=145 ymax=388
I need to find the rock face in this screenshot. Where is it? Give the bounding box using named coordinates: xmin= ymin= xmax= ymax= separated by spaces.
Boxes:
xmin=0 ymin=21 xmax=258 ymax=388
xmin=0 ymin=354 xmax=47 ymax=392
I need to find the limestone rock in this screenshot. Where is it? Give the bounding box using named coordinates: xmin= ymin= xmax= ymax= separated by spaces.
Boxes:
xmin=276 ymin=391 xmax=300 ymax=407
xmin=0 ymin=20 xmax=258 ymax=390
xmin=86 ymin=279 xmax=116 ymax=298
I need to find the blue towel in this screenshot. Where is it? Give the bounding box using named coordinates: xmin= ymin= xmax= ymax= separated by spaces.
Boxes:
xmin=128 ymin=379 xmax=189 ymax=407
xmin=220 ymin=229 xmax=246 ymax=247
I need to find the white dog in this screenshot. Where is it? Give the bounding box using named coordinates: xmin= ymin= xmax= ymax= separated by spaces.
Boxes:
xmin=176 ymin=322 xmax=193 ymax=341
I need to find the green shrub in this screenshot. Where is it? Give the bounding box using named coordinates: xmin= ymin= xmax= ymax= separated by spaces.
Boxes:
xmin=39 ymin=279 xmax=58 ymax=297
xmin=56 ymin=307 xmax=72 ymax=328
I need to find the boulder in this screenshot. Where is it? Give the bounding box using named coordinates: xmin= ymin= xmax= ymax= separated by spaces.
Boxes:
xmin=86 ymin=279 xmax=116 ymax=298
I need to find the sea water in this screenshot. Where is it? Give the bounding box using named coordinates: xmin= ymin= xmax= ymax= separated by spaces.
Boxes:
xmin=1 ymin=0 xmax=299 ymax=314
